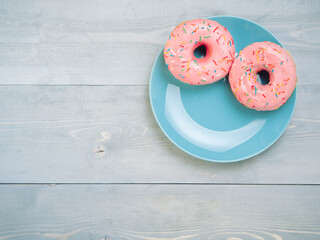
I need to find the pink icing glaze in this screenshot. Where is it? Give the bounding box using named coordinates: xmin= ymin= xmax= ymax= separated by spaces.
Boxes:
xmin=164 ymin=19 xmax=235 ymax=85
xmin=229 ymin=41 xmax=297 ymax=111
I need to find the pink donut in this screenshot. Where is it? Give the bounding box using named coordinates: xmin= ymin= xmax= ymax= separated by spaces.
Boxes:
xmin=229 ymin=42 xmax=297 ymax=111
xmin=164 ymin=19 xmax=235 ymax=85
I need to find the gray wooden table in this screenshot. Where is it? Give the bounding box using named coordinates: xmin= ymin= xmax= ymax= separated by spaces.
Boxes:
xmin=0 ymin=0 xmax=319 ymax=239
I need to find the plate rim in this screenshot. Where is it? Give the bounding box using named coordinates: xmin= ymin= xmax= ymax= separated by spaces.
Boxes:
xmin=149 ymin=15 xmax=297 ymax=163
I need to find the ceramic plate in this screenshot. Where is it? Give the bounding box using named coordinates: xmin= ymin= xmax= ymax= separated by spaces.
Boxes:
xmin=149 ymin=16 xmax=296 ymax=162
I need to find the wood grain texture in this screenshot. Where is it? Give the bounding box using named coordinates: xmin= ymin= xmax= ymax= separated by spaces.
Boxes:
xmin=0 ymin=184 xmax=319 ymax=240
xmin=0 ymin=0 xmax=319 ymax=85
xmin=0 ymin=85 xmax=319 ymax=183
xmin=0 ymin=0 xmax=319 ymax=238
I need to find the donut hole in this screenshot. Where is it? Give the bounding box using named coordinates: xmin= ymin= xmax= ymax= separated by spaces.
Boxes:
xmin=257 ymin=70 xmax=270 ymax=85
xmin=193 ymin=45 xmax=207 ymax=59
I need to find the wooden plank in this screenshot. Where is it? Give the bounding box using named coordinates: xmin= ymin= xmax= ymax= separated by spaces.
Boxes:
xmin=0 ymin=184 xmax=319 ymax=239
xmin=0 ymin=0 xmax=318 ymax=85
xmin=0 ymin=85 xmax=319 ymax=184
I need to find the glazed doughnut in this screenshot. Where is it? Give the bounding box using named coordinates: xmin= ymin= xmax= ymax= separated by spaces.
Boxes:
xmin=164 ymin=19 xmax=235 ymax=85
xmin=229 ymin=42 xmax=296 ymax=111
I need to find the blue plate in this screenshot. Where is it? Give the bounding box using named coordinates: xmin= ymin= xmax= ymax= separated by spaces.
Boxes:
xmin=149 ymin=16 xmax=296 ymax=162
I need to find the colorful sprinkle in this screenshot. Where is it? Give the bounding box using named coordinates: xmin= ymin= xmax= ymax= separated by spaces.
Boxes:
xmin=256 ymin=50 xmax=260 ymax=62
xmin=273 ymin=48 xmax=281 ymax=53
xmin=183 ymin=27 xmax=187 ymax=34
xmin=194 ymin=60 xmax=198 ymax=65
xmin=216 ymin=35 xmax=222 ymax=44
xmin=204 ymin=36 xmax=211 ymax=38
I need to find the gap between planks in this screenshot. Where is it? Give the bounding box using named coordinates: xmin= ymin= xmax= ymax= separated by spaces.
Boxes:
xmin=0 ymin=84 xmax=148 ymax=87
xmin=0 ymin=183 xmax=319 ymax=186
